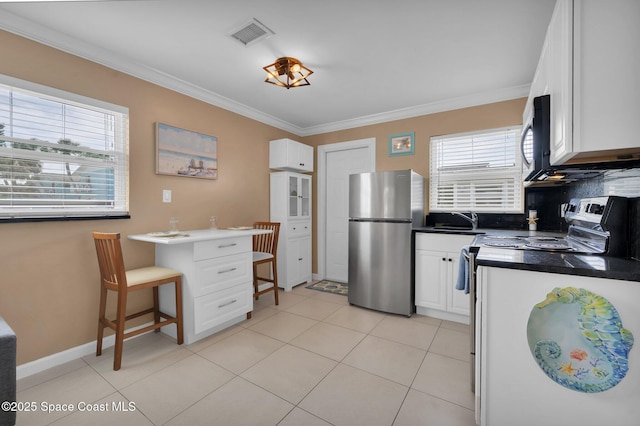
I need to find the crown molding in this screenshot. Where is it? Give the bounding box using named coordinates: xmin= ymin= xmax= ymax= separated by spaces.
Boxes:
xmin=0 ymin=10 xmax=303 ymax=135
xmin=0 ymin=10 xmax=528 ymax=138
xmin=296 ymin=85 xmax=530 ymax=136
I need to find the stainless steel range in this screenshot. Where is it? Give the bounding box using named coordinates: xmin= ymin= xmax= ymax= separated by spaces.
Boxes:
xmin=467 ymin=195 xmax=633 ymax=393
xmin=473 ymin=196 xmax=632 ymax=256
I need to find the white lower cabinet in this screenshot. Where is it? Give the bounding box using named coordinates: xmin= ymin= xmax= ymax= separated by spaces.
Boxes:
xmin=414 ymin=232 xmax=474 ymax=324
xmin=155 ymin=234 xmax=253 ymax=344
xmin=285 ymin=234 xmax=311 ymax=290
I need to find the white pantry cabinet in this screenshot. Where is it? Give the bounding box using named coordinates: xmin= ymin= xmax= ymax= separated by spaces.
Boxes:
xmin=270 ymin=172 xmax=313 ymax=291
xmin=414 ymin=232 xmax=475 ymax=324
xmin=538 ymin=0 xmax=640 ymax=164
xmin=269 ymin=138 xmax=314 ymax=172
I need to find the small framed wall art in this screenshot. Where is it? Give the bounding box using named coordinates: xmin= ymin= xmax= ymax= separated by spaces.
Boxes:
xmin=156 ymin=123 xmax=218 ymax=179
xmin=388 ymin=132 xmax=415 ymax=156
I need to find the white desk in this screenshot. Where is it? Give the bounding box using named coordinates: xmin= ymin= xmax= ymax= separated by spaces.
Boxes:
xmin=129 ymin=229 xmax=270 ymax=344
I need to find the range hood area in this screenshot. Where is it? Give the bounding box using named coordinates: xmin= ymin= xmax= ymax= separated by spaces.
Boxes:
xmin=525 ymin=158 xmax=640 ymax=186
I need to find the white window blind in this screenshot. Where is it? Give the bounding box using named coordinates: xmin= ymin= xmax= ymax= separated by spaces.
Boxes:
xmin=430 ymin=127 xmax=523 ymax=213
xmin=0 ymin=75 xmax=129 ymax=219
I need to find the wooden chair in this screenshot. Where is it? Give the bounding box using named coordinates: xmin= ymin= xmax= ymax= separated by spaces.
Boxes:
xmin=252 ymin=222 xmax=280 ymax=306
xmin=92 ymin=232 xmax=184 ymax=371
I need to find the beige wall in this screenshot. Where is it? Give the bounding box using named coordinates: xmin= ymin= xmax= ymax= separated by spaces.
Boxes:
xmin=0 ymin=30 xmax=525 ymax=366
xmin=0 ymin=30 xmax=296 ymax=364
xmin=303 ymin=98 xmax=526 ymax=271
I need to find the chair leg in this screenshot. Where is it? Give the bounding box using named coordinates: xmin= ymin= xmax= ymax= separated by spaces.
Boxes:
xmin=174 ymin=278 xmax=184 ymax=345
xmin=96 ymin=285 xmax=108 ymax=356
xmin=153 ymin=286 xmax=161 ymax=333
xmin=272 ymin=260 xmax=279 ymax=306
xmin=113 ymin=288 xmax=128 ymax=371
xmin=253 ymin=263 xmax=259 ymax=300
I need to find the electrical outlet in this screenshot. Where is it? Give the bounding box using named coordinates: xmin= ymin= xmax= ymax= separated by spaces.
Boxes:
xmin=162 ymin=189 xmax=172 ymax=203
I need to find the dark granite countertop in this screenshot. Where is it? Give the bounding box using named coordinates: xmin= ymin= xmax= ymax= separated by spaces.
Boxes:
xmin=413 ymin=226 xmax=564 ymax=238
xmin=476 ymin=246 xmax=640 ymax=282
xmin=413 ymin=226 xmax=640 ymax=282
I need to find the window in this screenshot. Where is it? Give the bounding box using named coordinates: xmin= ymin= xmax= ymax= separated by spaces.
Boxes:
xmin=0 ymin=75 xmax=129 ymax=220
xmin=430 ymin=127 xmax=523 ymax=213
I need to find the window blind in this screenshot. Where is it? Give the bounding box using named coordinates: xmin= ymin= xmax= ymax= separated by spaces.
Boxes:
xmin=0 ymin=75 xmax=129 ymax=219
xmin=430 ymin=127 xmax=523 ymax=213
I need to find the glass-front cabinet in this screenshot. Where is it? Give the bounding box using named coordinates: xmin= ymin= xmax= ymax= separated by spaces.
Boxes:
xmin=270 ymin=171 xmax=313 ymax=291
xmin=288 ymin=174 xmax=311 ymax=218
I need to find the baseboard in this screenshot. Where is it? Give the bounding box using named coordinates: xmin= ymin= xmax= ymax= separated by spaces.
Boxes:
xmin=16 ymin=322 xmax=153 ymax=380
xmin=415 ymin=306 xmax=470 ymax=325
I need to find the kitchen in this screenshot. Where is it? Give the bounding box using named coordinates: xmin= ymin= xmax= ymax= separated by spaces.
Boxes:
xmin=0 ymin=0 xmax=639 ymax=425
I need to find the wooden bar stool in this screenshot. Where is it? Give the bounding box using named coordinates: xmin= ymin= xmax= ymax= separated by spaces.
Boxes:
xmin=92 ymin=232 xmax=184 ymax=371
xmin=252 ymin=222 xmax=280 ymax=306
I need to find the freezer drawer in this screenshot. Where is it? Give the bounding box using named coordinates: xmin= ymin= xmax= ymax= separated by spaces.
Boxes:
xmin=348 ymin=220 xmax=413 ymax=316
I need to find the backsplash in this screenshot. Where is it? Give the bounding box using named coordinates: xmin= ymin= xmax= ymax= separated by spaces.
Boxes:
xmin=527 ymin=167 xmax=640 ymax=232
xmin=426 ymin=167 xmax=640 ymax=235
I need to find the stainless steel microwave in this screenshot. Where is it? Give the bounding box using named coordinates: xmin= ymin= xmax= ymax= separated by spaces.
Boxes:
xmin=521 ymin=94 xmax=551 ymax=181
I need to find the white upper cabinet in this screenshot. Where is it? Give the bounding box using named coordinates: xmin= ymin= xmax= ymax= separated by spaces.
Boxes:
xmin=269 ymin=138 xmax=314 ymax=172
xmin=539 ymin=0 xmax=640 ymax=165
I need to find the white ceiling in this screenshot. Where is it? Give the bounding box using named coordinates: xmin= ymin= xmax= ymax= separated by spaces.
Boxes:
xmin=0 ymin=0 xmax=556 ymax=136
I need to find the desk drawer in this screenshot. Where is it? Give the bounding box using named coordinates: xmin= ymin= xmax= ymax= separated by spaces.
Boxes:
xmin=193 ymin=237 xmax=251 ymax=261
xmin=193 ymin=284 xmax=251 ymax=334
xmin=193 ymin=253 xmax=251 ymax=297
xmin=288 ymin=221 xmax=311 ymax=238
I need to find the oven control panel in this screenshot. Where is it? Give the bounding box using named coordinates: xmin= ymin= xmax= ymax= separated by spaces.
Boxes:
xmin=565 ymin=197 xmax=610 ymax=226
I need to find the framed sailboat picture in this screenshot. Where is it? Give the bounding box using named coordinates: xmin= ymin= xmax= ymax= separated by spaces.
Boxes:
xmin=156 ymin=123 xmax=218 ymax=179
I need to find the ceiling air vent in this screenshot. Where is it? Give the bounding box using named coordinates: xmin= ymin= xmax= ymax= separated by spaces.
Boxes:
xmin=227 ymin=18 xmax=274 ymax=47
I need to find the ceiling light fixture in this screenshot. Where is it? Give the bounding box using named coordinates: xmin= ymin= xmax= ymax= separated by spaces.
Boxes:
xmin=263 ymin=57 xmax=313 ymax=89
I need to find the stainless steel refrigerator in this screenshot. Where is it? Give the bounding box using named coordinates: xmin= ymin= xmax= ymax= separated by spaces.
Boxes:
xmin=348 ymin=170 xmax=424 ymax=316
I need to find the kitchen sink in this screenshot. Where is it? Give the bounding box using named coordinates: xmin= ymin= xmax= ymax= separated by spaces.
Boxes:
xmin=421 ymin=225 xmax=484 ymax=235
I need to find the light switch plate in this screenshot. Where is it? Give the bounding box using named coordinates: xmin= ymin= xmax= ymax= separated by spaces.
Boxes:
xmin=162 ymin=189 xmax=172 ymax=203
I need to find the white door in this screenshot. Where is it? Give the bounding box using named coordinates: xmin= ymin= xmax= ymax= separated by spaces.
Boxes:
xmin=319 ymin=139 xmax=375 ymax=283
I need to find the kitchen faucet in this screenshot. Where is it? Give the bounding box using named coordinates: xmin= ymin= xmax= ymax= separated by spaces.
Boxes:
xmin=451 ymin=211 xmax=478 ymax=229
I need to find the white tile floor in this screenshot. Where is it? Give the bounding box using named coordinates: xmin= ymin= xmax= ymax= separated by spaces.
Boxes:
xmin=16 ymin=284 xmax=477 ymax=426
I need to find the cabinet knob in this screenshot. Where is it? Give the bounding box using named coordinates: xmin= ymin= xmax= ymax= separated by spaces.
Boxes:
xmin=442 ymin=257 xmax=446 ymax=261
xmin=448 ymin=258 xmax=453 ymax=262
xmin=298 ymin=258 xmax=303 ymax=261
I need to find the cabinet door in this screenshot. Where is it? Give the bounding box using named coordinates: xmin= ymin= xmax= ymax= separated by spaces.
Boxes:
xmin=297 ymin=236 xmax=312 ymax=284
xmin=288 ymin=175 xmax=299 ymax=217
xmin=269 ymin=138 xmax=313 ymax=172
xmin=447 ymin=253 xmax=470 ymax=316
xmin=299 ymin=176 xmax=311 ymax=218
xmin=287 ymin=174 xmax=312 ymax=219
xmin=297 ymin=143 xmax=314 ymax=172
xmin=285 ymin=237 xmax=311 ymax=287
xmin=415 ymin=250 xmax=447 ymax=310
xmin=548 ymin=0 xmax=574 ymax=165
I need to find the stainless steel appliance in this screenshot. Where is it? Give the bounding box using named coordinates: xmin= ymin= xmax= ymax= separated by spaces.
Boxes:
xmin=521 ymin=94 xmax=551 ymax=182
xmin=474 ymin=196 xmax=631 ymax=256
xmin=348 ymin=170 xmax=424 ymax=316
xmin=466 ymin=195 xmax=633 ymax=393
xmin=522 ymin=94 xmax=640 ymax=184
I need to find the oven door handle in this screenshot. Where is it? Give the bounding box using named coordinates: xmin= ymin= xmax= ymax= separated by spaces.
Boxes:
xmin=468 ymin=246 xmax=479 ymax=393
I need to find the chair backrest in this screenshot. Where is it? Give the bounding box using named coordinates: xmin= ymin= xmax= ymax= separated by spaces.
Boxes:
xmin=93 ymin=232 xmax=128 ymax=290
xmin=252 ymin=222 xmax=280 ymax=256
